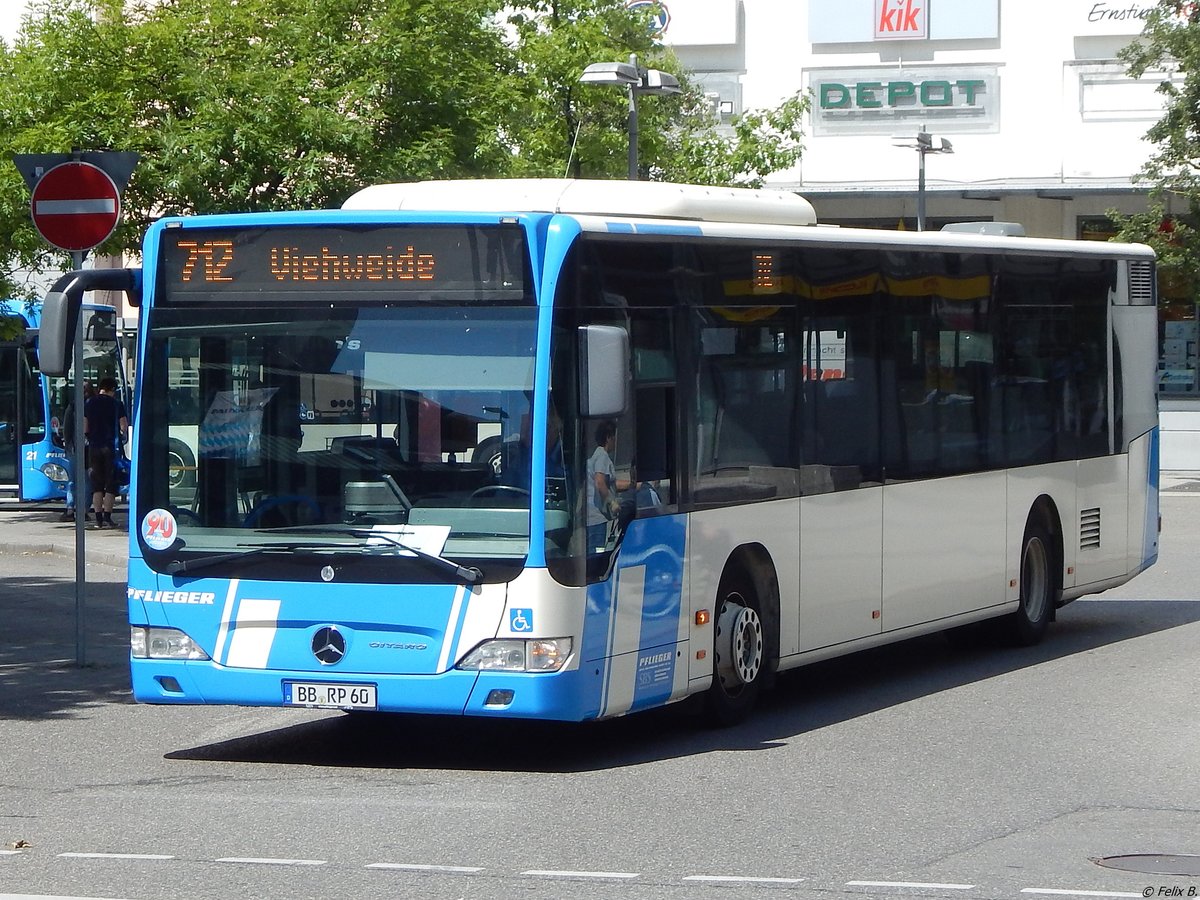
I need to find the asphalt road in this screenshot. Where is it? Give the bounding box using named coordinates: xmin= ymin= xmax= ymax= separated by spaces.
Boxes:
xmin=0 ymin=495 xmax=1197 ymax=900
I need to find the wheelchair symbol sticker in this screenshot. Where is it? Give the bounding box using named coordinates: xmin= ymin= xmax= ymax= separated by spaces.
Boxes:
xmin=509 ymin=608 xmax=533 ymax=632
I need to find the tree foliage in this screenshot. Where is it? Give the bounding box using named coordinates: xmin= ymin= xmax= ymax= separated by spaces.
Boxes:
xmin=1110 ymin=0 xmax=1200 ymax=290
xmin=0 ymin=0 xmax=807 ymax=298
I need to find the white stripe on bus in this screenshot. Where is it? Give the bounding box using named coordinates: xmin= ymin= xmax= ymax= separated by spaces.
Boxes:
xmin=436 ymin=585 xmax=467 ymax=673
xmin=224 ymin=598 xmax=281 ymax=669
xmin=602 ymin=564 xmax=646 ymax=718
xmin=212 ymin=578 xmax=240 ymax=665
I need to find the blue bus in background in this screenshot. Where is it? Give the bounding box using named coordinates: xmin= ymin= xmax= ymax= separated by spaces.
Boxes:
xmin=1 ymin=299 xmax=130 ymax=502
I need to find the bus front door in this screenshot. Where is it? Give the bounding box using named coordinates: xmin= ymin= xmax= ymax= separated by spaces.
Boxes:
xmin=0 ymin=338 xmax=22 ymax=493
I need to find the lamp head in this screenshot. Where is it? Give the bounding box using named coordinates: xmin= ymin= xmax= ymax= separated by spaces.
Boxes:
xmin=640 ymin=69 xmax=681 ymax=94
xmin=579 ymin=62 xmax=640 ymax=86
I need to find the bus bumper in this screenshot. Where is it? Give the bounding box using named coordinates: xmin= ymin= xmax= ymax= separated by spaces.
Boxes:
xmin=130 ymin=658 xmax=603 ymax=721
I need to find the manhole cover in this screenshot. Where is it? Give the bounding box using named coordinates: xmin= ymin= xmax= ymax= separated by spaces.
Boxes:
xmin=1092 ymin=854 xmax=1200 ymax=876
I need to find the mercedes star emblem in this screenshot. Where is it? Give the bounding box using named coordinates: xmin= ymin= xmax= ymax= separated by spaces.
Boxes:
xmin=312 ymin=626 xmax=346 ymax=665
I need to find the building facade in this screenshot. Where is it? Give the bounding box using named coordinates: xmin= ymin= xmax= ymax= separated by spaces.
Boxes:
xmin=661 ymin=0 xmax=1200 ymax=468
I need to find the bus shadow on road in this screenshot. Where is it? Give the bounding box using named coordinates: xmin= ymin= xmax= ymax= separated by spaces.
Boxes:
xmin=165 ymin=597 xmax=1200 ymax=772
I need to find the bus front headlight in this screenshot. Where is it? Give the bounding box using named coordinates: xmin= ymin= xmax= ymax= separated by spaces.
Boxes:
xmin=130 ymin=626 xmax=210 ymax=660
xmin=40 ymin=463 xmax=69 ymax=483
xmin=458 ymin=638 xmax=572 ymax=672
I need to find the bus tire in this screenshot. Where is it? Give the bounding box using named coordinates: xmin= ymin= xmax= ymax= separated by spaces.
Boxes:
xmin=167 ymin=438 xmax=196 ymax=491
xmin=705 ymin=568 xmax=767 ymax=726
xmin=1003 ymin=514 xmax=1057 ymax=646
xmin=472 ymin=436 xmax=504 ymax=475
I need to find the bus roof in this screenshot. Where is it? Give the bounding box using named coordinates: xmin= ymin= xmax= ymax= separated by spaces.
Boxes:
xmin=342 ymin=178 xmax=820 ymax=228
xmin=0 ymin=300 xmax=37 ymax=327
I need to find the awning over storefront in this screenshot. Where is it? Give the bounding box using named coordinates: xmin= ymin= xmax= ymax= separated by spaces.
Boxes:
xmin=774 ymin=177 xmax=1152 ymax=201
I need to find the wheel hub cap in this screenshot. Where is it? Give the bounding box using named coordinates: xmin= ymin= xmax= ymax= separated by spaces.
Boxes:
xmin=716 ymin=597 xmax=763 ymax=688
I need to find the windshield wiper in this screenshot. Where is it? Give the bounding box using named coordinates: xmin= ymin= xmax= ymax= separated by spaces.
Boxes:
xmin=272 ymin=526 xmax=483 ymax=585
xmin=163 ymin=539 xmax=369 ymax=577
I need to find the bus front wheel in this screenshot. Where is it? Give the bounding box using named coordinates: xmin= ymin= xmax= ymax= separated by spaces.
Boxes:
xmin=705 ymin=576 xmax=765 ymax=726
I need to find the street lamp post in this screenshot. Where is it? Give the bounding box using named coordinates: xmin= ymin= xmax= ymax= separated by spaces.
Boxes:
xmin=893 ymin=128 xmax=953 ymax=230
xmin=579 ymin=53 xmax=681 ymax=180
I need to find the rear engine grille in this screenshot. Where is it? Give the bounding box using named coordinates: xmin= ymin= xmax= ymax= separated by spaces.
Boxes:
xmin=1080 ymin=507 xmax=1101 ymax=550
xmin=1129 ymin=261 xmax=1155 ymax=305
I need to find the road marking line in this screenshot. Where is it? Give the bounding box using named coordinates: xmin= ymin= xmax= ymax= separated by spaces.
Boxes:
xmin=58 ymin=853 xmax=174 ymax=860
xmin=685 ymin=875 xmax=805 ymax=884
xmin=0 ymin=851 xmax=23 ymax=856
xmin=847 ymin=881 xmax=975 ymax=890
xmin=367 ymin=863 xmax=484 ymax=874
xmin=521 ymin=869 xmax=639 ymax=879
xmin=1020 ymin=890 xmax=1144 ymax=898
xmin=216 ymin=857 xmax=326 ymax=866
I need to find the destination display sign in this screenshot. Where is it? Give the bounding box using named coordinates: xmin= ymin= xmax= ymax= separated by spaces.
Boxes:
xmin=158 ymin=224 xmax=530 ymax=304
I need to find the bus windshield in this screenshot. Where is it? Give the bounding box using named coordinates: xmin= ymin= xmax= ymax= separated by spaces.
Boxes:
xmin=137 ymin=304 xmax=539 ymax=578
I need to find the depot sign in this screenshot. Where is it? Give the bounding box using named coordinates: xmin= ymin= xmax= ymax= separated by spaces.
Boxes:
xmin=810 ymin=66 xmax=999 ymax=136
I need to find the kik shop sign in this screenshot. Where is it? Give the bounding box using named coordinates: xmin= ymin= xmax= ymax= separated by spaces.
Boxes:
xmin=810 ymin=66 xmax=999 ymax=136
xmin=875 ymin=0 xmax=925 ymax=40
xmin=810 ymin=0 xmax=998 ymax=44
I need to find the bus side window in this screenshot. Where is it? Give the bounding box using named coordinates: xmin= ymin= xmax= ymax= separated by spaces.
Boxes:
xmin=693 ymin=311 xmax=800 ymax=505
xmin=630 ymin=310 xmax=675 ymax=513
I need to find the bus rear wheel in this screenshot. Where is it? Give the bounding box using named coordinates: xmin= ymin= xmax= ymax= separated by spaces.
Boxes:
xmin=1003 ymin=517 xmax=1055 ymax=646
xmin=167 ymin=438 xmax=196 ymax=491
xmin=705 ymin=578 xmax=765 ymax=726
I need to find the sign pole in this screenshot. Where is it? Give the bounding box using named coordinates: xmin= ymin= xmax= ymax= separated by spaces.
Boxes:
xmin=12 ymin=150 xmax=139 ymax=667
xmin=72 ymin=247 xmax=87 ymax=667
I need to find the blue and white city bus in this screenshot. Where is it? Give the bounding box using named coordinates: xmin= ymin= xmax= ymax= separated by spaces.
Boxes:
xmin=1 ymin=300 xmax=130 ymax=502
xmin=40 ymin=180 xmax=1160 ymax=723
xmin=0 ymin=301 xmax=51 ymax=499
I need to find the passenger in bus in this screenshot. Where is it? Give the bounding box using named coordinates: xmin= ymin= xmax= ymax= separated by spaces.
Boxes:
xmin=505 ymin=404 xmax=565 ymax=490
xmin=586 ymin=420 xmax=636 ymax=552
xmin=84 ymin=377 xmax=128 ymax=529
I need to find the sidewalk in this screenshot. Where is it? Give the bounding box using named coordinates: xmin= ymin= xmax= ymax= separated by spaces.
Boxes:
xmin=0 ymin=500 xmax=130 ymax=569
xmin=3 ymin=472 xmax=1199 ymax=569
xmin=1162 ymin=470 xmax=1200 ymax=493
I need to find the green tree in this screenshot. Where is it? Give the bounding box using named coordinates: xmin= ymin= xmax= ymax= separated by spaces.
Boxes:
xmin=1110 ymin=0 xmax=1200 ymax=299
xmin=659 ymin=89 xmax=808 ymax=188
xmin=503 ymin=0 xmax=662 ymax=179
xmin=505 ymin=0 xmax=806 ymax=184
xmin=0 ymin=0 xmax=518 ymax=296
xmin=0 ymin=0 xmax=807 ymax=299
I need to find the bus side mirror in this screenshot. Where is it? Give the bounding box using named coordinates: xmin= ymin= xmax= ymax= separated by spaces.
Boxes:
xmin=578 ymin=325 xmax=629 ymax=418
xmin=37 ymin=268 xmax=143 ymax=377
xmin=38 ymin=289 xmax=79 ymax=378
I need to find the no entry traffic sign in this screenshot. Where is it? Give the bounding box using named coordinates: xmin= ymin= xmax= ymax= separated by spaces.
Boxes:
xmin=29 ymin=160 xmax=121 ymax=252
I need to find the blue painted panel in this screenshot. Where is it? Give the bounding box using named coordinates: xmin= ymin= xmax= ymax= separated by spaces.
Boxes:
xmin=126 ymin=570 xmax=474 ymax=677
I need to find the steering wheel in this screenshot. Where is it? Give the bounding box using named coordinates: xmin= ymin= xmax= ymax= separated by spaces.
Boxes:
xmin=468 ymin=485 xmax=530 ymax=504
xmin=169 ymin=506 xmax=203 ymax=526
xmin=242 ymin=494 xmax=322 ymax=528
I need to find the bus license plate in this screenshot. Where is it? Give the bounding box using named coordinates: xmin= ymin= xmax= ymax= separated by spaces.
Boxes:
xmin=283 ymin=681 xmax=377 ymax=710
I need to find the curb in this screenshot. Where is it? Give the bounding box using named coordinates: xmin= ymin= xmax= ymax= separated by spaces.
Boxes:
xmin=0 ymin=537 xmax=128 ymax=570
